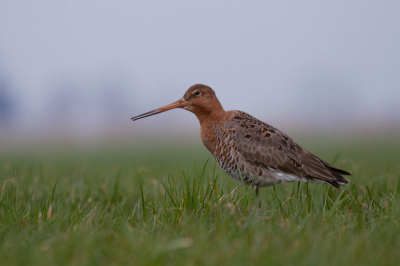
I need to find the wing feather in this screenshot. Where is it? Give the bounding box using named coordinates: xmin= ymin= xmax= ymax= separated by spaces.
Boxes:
xmin=225 ymin=111 xmax=350 ymax=187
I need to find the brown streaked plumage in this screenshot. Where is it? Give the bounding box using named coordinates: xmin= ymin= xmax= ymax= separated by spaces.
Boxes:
xmin=131 ymin=84 xmax=350 ymax=194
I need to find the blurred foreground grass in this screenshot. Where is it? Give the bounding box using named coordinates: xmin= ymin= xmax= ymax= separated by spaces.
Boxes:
xmin=0 ymin=136 xmax=400 ymax=266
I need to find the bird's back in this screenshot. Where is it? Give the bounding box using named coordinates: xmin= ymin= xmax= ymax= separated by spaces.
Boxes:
xmin=201 ymin=110 xmax=350 ymax=188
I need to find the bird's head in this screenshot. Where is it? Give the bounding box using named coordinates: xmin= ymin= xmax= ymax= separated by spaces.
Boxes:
xmin=131 ymin=84 xmax=225 ymax=123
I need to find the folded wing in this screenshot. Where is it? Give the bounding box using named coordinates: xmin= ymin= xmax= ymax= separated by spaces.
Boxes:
xmin=225 ymin=111 xmax=350 ymax=188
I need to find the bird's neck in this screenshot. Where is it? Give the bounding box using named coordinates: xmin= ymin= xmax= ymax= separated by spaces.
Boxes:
xmin=195 ymin=103 xmax=226 ymax=126
xmin=196 ymin=104 xmax=225 ymax=154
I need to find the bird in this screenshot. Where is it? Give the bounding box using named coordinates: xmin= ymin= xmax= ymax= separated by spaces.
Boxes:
xmin=131 ymin=84 xmax=350 ymax=198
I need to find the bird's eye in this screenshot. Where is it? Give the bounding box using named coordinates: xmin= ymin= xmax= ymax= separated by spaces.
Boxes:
xmin=194 ymin=91 xmax=201 ymax=96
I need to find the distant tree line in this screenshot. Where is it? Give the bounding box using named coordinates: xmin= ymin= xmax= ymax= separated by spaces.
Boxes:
xmin=0 ymin=71 xmax=14 ymax=128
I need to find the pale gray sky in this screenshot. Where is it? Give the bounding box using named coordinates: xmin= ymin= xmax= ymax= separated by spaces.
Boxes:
xmin=0 ymin=1 xmax=399 ymax=138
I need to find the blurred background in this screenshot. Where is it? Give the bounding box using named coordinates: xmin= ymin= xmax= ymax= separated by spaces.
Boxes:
xmin=0 ymin=1 xmax=399 ymax=147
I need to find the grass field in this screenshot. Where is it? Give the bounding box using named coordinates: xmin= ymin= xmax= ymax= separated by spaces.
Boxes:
xmin=1 ymin=135 xmax=400 ymax=266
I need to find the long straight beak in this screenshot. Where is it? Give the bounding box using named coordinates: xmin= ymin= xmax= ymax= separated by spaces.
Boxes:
xmin=131 ymin=98 xmax=187 ymax=121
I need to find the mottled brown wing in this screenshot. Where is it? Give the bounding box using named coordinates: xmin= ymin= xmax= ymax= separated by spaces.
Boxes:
xmin=225 ymin=111 xmax=350 ymax=188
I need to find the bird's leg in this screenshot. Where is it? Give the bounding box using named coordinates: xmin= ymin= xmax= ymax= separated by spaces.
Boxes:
xmin=255 ymin=185 xmax=261 ymax=208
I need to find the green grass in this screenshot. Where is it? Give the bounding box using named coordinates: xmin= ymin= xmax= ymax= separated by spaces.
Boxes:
xmin=1 ymin=137 xmax=400 ymax=266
